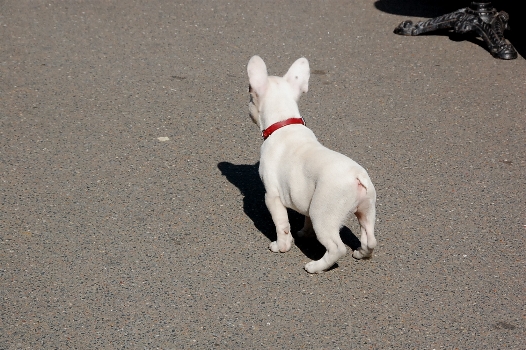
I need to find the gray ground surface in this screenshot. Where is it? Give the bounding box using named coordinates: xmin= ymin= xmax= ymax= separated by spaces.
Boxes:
xmin=1 ymin=0 xmax=525 ymax=349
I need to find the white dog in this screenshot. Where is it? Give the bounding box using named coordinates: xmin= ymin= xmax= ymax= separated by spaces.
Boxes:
xmin=247 ymin=55 xmax=377 ymax=273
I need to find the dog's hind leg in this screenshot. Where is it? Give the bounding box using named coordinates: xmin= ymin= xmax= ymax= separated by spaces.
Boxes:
xmin=304 ymin=222 xmax=347 ymax=273
xmin=304 ymin=188 xmax=350 ymax=273
xmin=304 ymin=205 xmax=348 ymax=273
xmin=265 ymin=193 xmax=294 ymax=253
xmin=352 ymin=203 xmax=376 ymax=259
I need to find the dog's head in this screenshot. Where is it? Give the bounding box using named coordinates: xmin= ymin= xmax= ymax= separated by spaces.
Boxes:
xmin=247 ymin=55 xmax=310 ymax=129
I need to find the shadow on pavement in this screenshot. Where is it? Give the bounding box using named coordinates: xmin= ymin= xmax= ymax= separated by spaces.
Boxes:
xmin=375 ymin=0 xmax=526 ymax=59
xmin=218 ymin=161 xmax=362 ymax=261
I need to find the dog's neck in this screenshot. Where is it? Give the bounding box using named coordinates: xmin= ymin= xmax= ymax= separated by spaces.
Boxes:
xmin=262 ymin=117 xmax=305 ymax=140
xmin=259 ymin=100 xmax=302 ymax=131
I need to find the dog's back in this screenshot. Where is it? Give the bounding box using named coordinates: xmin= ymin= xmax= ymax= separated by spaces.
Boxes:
xmin=260 ymin=125 xmax=374 ymax=217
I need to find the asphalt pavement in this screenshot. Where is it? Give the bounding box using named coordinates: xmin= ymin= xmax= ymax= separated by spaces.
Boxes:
xmin=1 ymin=0 xmax=525 ymax=349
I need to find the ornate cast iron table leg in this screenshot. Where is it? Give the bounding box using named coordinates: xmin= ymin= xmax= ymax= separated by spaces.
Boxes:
xmin=394 ymin=2 xmax=517 ymax=60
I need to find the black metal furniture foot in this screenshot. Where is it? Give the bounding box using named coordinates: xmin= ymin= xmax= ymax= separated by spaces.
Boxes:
xmin=394 ymin=2 xmax=517 ymax=60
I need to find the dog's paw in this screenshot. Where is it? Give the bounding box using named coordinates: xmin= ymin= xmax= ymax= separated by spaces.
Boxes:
xmin=352 ymin=249 xmax=372 ymax=260
xmin=269 ymin=240 xmax=293 ymax=253
xmin=304 ymin=261 xmax=325 ymax=274
xmin=269 ymin=241 xmax=280 ymax=253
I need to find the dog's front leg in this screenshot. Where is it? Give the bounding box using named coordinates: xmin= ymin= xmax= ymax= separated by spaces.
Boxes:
xmin=265 ymin=193 xmax=293 ymax=252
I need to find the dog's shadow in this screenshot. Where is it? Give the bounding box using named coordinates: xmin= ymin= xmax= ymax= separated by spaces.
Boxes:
xmin=218 ymin=161 xmax=362 ymax=261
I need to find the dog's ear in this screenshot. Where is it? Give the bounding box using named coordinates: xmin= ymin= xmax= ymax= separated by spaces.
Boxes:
xmin=247 ymin=55 xmax=268 ymax=97
xmin=284 ymin=57 xmax=310 ymax=99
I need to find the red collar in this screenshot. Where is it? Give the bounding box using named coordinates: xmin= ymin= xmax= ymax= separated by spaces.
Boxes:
xmin=262 ymin=117 xmax=305 ymax=140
